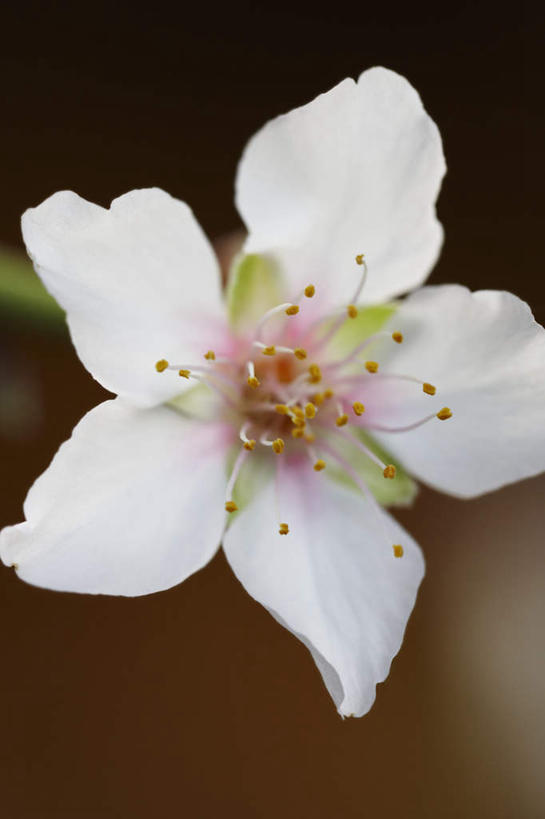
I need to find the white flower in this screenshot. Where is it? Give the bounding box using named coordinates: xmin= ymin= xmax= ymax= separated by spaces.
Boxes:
xmin=2 ymin=67 xmax=544 ymax=718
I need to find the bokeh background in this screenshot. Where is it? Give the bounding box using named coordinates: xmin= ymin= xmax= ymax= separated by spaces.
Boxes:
xmin=1 ymin=2 xmax=543 ymax=817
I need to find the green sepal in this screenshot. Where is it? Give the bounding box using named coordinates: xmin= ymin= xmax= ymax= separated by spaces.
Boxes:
xmin=328 ymin=302 xmax=399 ymax=356
xmin=225 ymin=252 xmax=283 ymax=332
xmin=166 ymin=382 xmax=221 ymax=421
xmin=0 ymin=245 xmax=64 ymax=327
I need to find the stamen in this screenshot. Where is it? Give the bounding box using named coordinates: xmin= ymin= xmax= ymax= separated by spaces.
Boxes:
xmin=352 ymin=401 xmax=365 ymax=416
xmin=392 ymin=332 xmax=403 ymax=344
xmin=155 ymin=359 xmax=169 ymax=372
xmin=312 ymin=392 xmax=325 ymax=406
xmin=275 ymin=404 xmax=289 ymax=415
xmin=332 ymin=372 xmax=438 ymax=397
xmin=304 ymin=402 xmax=317 ymax=419
xmin=304 ymin=284 xmax=315 ymax=298
xmin=366 ymin=408 xmax=454 ymax=433
xmin=365 ymin=361 xmax=379 ymax=374
xmin=313 ymin=459 xmax=326 ymax=471
xmin=347 ymin=304 xmax=358 ymax=319
xmin=240 ymin=423 xmax=256 ymax=450
xmin=292 ymin=427 xmax=305 ymax=438
xmin=254 ymin=340 xmax=303 ymax=359
xmin=335 ymin=414 xmax=348 ymax=427
xmin=247 ymin=361 xmax=260 ymax=389
xmin=225 ymin=446 xmax=251 ymax=514
xmin=350 ymin=254 xmax=368 ymax=303
xmin=393 ymin=544 xmax=404 ymax=558
xmin=323 ymin=388 xmax=334 ymax=400
xmin=308 ymin=364 xmax=322 ymax=383
xmin=204 ymin=350 xmax=216 ymax=360
xmin=335 ymin=427 xmax=392 ymax=474
xmin=165 ymin=362 xmax=239 ymax=391
xmin=279 ymin=523 xmax=290 ymax=535
xmin=254 ymin=301 xmax=302 ymax=341
xmin=272 ymin=438 xmax=285 ymax=454
xmin=437 ymin=407 xmax=452 ymax=420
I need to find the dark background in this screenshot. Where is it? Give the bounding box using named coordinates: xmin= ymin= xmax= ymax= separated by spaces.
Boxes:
xmin=1 ymin=2 xmax=543 ymax=817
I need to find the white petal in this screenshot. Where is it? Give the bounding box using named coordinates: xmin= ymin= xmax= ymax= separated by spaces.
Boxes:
xmin=371 ymin=285 xmax=545 ymax=497
xmin=223 ymin=461 xmax=424 ymax=717
xmin=21 ymin=188 xmax=226 ymax=407
xmin=236 ymin=67 xmax=445 ymax=307
xmin=0 ymin=400 xmax=229 ymax=595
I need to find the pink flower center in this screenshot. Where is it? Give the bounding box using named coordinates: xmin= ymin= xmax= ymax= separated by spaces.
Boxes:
xmin=155 ymin=255 xmax=452 ymax=547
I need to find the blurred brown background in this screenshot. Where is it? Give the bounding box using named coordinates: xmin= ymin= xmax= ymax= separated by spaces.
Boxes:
xmin=1 ymin=2 xmax=543 ymax=817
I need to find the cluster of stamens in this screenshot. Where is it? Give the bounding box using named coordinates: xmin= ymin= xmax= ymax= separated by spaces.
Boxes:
xmin=155 ymin=254 xmax=452 ymax=555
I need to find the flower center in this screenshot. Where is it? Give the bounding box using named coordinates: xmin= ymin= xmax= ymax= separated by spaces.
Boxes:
xmin=155 ymin=255 xmax=452 ymax=551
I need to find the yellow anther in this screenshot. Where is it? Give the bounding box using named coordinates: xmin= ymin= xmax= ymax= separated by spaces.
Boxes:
xmin=262 ymin=345 xmax=276 ymax=356
xmin=313 ymin=459 xmax=326 ymax=472
xmin=304 ymin=432 xmax=315 ymax=443
xmin=247 ymin=375 xmax=260 ymax=389
xmin=312 ymin=392 xmax=325 ymax=406
xmin=155 ymin=359 xmax=169 ymax=372
xmin=437 ymin=407 xmax=452 ymax=421
xmin=323 ymin=388 xmax=334 ymax=399
xmin=275 ymin=404 xmax=289 ymax=415
xmin=423 ymin=382 xmax=436 ymax=396
xmin=308 ymin=363 xmax=322 ymax=383
xmin=365 ymin=361 xmax=379 ymax=373
xmin=294 ymin=347 xmax=307 ymax=360
xmin=279 ymin=522 xmax=289 ymax=535
xmin=272 ymin=438 xmax=285 ymax=454
xmin=355 ymin=254 xmax=365 ymax=265
xmin=285 ymin=304 xmax=299 ymax=316
xmin=335 ymin=414 xmax=348 ymax=427
xmin=178 ymin=369 xmax=191 ymax=379
xmin=292 ymin=406 xmax=305 ymax=420
xmin=347 ymin=304 xmax=358 ymax=319
xmin=392 ymin=332 xmax=403 ymax=344
xmin=393 ymin=544 xmax=404 ymax=558
xmin=304 ymin=284 xmax=316 ymax=298
xmin=292 ymin=427 xmax=305 ymax=439
xmin=225 ymin=501 xmax=238 ymax=513
xmin=243 ymin=440 xmax=256 ymax=451
xmin=383 ymin=464 xmax=396 ymax=479
xmin=352 ymin=401 xmax=365 ymax=416
xmin=292 ymin=416 xmax=306 ymax=428
xmin=304 ymin=402 xmax=317 ymax=419
xmin=204 ymin=350 xmax=216 ymax=360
